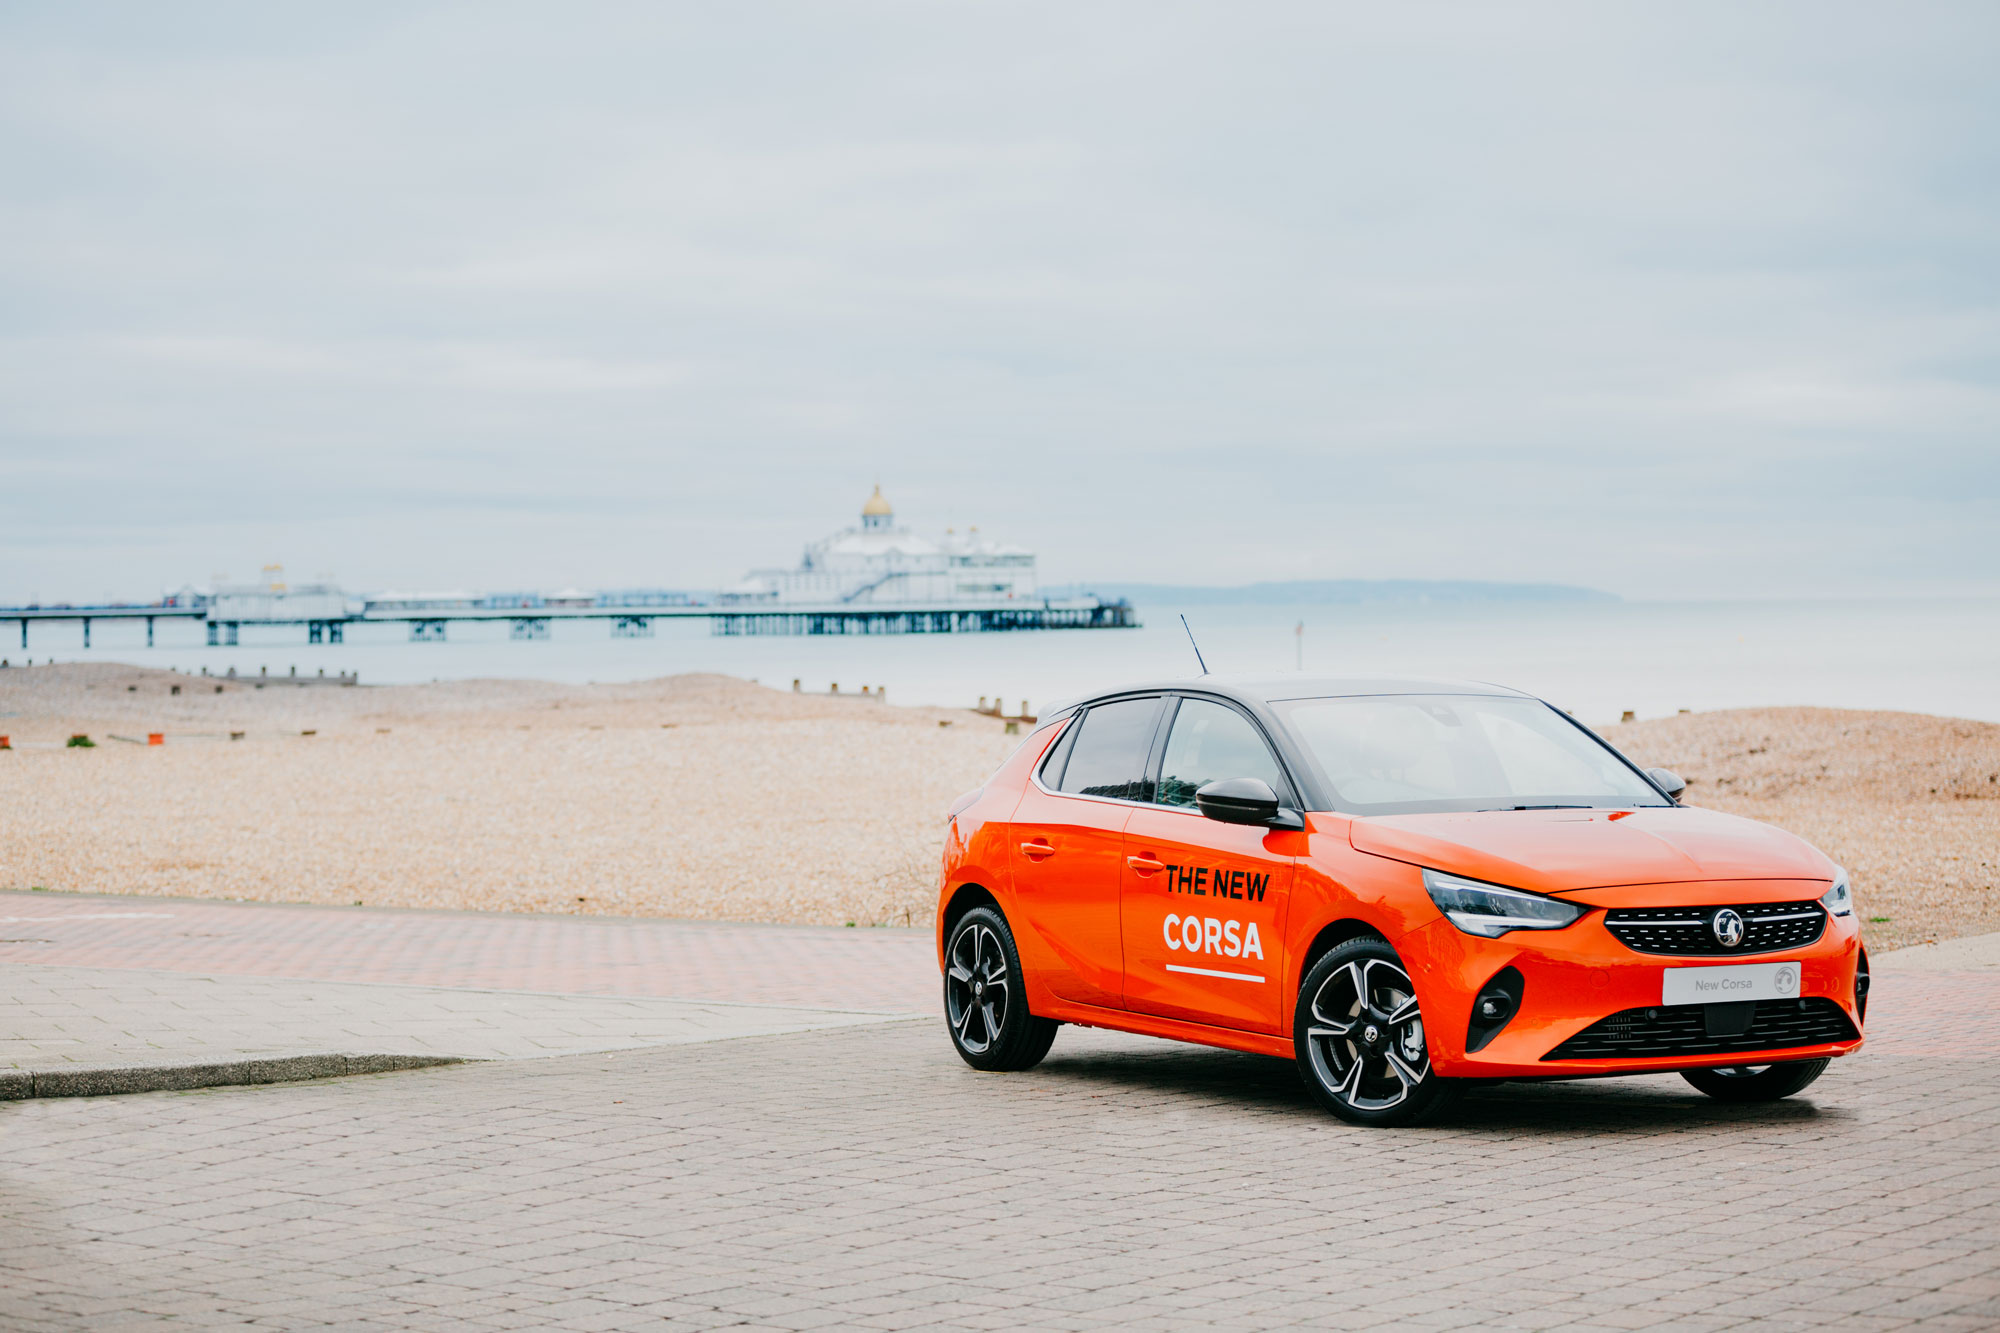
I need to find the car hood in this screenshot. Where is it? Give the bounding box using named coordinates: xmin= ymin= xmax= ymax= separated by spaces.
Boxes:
xmin=1346 ymin=806 xmax=1834 ymax=895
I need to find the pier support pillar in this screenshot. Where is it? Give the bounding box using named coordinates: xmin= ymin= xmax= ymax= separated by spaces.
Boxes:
xmin=146 ymin=616 xmax=155 ymax=647
xmin=329 ymin=622 xmax=344 ymax=643
xmin=18 ymin=619 xmax=24 ymax=651
xmin=308 ymin=621 xmax=324 ymax=644
xmin=206 ymin=622 xmax=218 ymax=646
xmin=225 ymin=622 xmax=239 ymax=646
xmin=82 ymin=618 xmax=90 ymax=649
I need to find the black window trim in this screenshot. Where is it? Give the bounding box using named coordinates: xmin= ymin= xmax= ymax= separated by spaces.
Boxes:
xmin=1036 ymin=711 xmax=1083 ymax=791
xmin=1031 ymin=693 xmax=1169 ymax=808
xmin=1142 ymin=690 xmax=1304 ymax=815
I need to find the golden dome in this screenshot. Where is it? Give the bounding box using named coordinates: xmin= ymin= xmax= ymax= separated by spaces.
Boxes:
xmin=861 ymin=485 xmax=893 ymax=518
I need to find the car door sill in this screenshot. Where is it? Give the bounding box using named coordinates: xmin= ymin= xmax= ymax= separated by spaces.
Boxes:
xmin=1038 ymin=996 xmax=1292 ymax=1061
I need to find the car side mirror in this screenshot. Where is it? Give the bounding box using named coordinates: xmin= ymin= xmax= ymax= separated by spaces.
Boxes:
xmin=1647 ymin=767 xmax=1687 ymax=802
xmin=1195 ymin=777 xmax=1302 ymax=829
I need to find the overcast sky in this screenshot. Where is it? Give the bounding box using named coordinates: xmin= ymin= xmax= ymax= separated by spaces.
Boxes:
xmin=3 ymin=2 xmax=1996 ymax=603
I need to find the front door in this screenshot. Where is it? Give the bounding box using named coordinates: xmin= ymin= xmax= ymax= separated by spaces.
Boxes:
xmin=1120 ymin=697 xmax=1302 ymax=1033
xmin=1009 ymin=695 xmax=1165 ymax=1009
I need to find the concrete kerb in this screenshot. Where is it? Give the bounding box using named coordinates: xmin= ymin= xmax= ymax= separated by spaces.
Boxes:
xmin=0 ymin=1052 xmax=466 ymax=1101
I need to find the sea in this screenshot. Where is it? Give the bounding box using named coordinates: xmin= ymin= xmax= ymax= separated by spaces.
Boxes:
xmin=14 ymin=597 xmax=1998 ymax=726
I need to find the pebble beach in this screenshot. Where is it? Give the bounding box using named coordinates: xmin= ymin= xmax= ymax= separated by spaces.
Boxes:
xmin=0 ymin=665 xmax=1015 ymax=929
xmin=1 ymin=663 xmax=1993 ymax=946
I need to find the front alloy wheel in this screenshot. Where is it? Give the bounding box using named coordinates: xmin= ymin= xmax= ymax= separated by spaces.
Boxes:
xmin=943 ymin=906 xmax=1058 ymax=1072
xmin=1295 ymin=937 xmax=1460 ymax=1126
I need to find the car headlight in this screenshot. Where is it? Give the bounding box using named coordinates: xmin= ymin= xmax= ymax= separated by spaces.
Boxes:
xmin=1820 ymin=867 xmax=1852 ymax=918
xmin=1423 ymin=869 xmax=1586 ymax=938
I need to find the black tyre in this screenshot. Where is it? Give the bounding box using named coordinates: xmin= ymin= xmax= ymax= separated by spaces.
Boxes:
xmin=1295 ymin=937 xmax=1461 ymax=1127
xmin=944 ymin=906 xmax=1058 ymax=1072
xmin=1681 ymin=1058 xmax=1830 ymax=1102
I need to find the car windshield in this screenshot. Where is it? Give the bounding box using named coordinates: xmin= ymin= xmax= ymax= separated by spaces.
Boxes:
xmin=1275 ymin=694 xmax=1670 ymax=816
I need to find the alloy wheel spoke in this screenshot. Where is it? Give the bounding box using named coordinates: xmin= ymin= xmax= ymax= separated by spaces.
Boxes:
xmin=948 ymin=963 xmax=974 ymax=984
xmin=1334 ymin=1053 xmax=1365 ymax=1102
xmin=1384 ymin=996 xmax=1422 ymax=1028
xmin=1309 ymin=990 xmax=1357 ymax=1031
xmin=1384 ymin=1048 xmax=1424 ymax=1089
xmin=1340 ymin=962 xmax=1367 ymax=1009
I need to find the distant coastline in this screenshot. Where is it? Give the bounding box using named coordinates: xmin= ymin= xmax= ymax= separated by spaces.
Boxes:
xmin=1039 ymin=579 xmax=1620 ymax=606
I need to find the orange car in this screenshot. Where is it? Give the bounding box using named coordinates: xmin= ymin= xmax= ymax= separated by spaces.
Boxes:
xmin=937 ymin=676 xmax=1865 ymax=1125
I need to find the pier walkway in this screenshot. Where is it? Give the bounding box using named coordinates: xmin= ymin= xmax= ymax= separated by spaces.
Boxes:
xmin=2 ymin=598 xmax=1137 ymax=650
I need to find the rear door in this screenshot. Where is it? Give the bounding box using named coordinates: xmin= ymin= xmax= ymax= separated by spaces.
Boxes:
xmin=1008 ymin=695 xmax=1165 ymax=1009
xmin=1120 ymin=696 xmax=1303 ymax=1033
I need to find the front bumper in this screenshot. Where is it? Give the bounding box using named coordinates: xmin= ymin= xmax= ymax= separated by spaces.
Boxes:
xmin=1399 ymin=889 xmax=1865 ymax=1080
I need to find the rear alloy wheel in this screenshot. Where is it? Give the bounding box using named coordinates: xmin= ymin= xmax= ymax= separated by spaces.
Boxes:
xmin=944 ymin=906 xmax=1058 ymax=1072
xmin=1681 ymin=1058 xmax=1830 ymax=1102
xmin=1295 ymin=938 xmax=1460 ymax=1127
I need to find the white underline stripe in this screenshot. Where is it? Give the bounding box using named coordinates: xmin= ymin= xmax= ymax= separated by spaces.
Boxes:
xmin=1164 ymin=963 xmax=1266 ymax=984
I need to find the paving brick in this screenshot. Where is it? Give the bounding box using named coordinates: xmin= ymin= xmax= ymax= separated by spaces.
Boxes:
xmin=1 ymin=963 xmax=911 ymax=1080
xmin=0 ymin=889 xmax=936 ymax=1011
xmin=6 ymin=1017 xmax=1992 ymax=1331
xmin=2 ymin=890 xmax=1996 ymax=1329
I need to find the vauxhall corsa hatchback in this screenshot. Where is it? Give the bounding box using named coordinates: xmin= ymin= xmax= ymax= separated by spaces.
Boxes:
xmin=936 ymin=677 xmax=1866 ymax=1126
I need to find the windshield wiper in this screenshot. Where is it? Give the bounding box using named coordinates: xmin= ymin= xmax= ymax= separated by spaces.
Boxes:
xmin=1491 ymin=804 xmax=1594 ymax=811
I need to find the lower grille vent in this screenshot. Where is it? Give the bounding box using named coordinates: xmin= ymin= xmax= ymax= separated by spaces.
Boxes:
xmin=1545 ymin=998 xmax=1858 ymax=1061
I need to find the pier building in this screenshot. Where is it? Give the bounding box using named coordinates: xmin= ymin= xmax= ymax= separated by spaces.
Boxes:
xmin=209 ymin=567 xmax=347 ymax=627
xmin=726 ymin=487 xmax=1036 ymax=606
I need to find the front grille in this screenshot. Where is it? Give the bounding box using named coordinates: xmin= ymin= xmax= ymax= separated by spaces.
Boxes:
xmin=1604 ymin=900 xmax=1826 ymax=956
xmin=1545 ymin=998 xmax=1858 ymax=1061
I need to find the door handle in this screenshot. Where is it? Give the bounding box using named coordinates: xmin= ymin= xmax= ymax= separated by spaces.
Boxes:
xmin=1126 ymin=856 xmax=1166 ymax=875
xmin=1020 ymin=841 xmax=1056 ymax=860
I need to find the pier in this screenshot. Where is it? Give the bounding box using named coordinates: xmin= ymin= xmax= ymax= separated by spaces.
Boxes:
xmin=2 ymin=490 xmax=1139 ymax=649
xmin=1 ymin=598 xmax=1136 ymax=650
xmin=5 ymin=606 xmax=206 ymax=651
xmin=710 ymin=603 xmax=1135 ymax=636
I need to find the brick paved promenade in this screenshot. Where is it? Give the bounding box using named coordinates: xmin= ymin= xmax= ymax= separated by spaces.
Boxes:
xmin=0 ymin=890 xmax=936 ymax=1012
xmin=4 ymin=1018 xmax=1997 ymax=1330
xmin=1 ymin=889 xmax=1993 ymax=1057
xmin=2 ymin=889 xmax=1998 ymax=1330
xmin=2 ymin=965 xmax=907 ymax=1074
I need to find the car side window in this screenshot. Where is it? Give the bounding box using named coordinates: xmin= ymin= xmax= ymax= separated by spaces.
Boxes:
xmin=1157 ymin=698 xmax=1290 ymax=809
xmin=1053 ymin=697 xmax=1161 ymax=801
xmin=1037 ymin=713 xmax=1081 ymax=786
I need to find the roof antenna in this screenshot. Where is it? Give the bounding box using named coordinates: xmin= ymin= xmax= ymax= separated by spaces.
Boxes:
xmin=1180 ymin=615 xmax=1210 ymax=675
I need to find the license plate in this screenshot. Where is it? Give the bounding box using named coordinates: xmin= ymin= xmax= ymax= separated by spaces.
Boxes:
xmin=1662 ymin=960 xmax=1802 ymax=1005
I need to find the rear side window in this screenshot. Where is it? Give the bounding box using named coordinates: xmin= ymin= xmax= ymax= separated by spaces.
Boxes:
xmin=1157 ymin=698 xmax=1290 ymax=808
xmin=1037 ymin=714 xmax=1081 ymax=786
xmin=1052 ymin=697 xmax=1161 ymax=801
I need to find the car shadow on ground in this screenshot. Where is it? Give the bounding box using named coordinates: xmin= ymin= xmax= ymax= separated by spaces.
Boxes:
xmin=1028 ymin=1041 xmax=1838 ymax=1134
